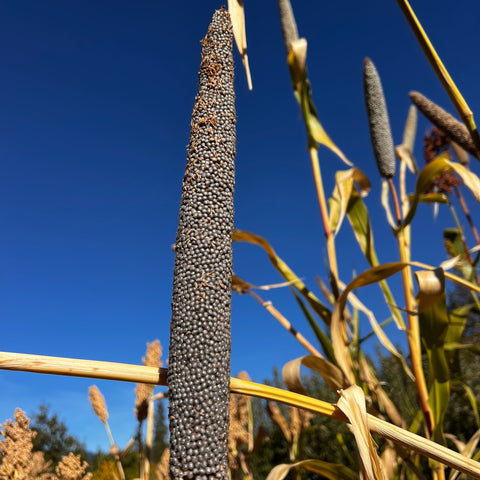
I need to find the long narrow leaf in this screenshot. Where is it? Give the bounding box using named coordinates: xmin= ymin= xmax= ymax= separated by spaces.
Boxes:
xmin=290 ymin=288 xmax=337 ymax=363
xmin=347 ymin=190 xmax=405 ymax=329
xmin=233 ymin=230 xmax=332 ymax=324
xmin=266 ymin=459 xmax=358 ymax=480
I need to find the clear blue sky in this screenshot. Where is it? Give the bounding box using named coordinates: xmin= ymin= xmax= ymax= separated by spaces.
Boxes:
xmin=1 ymin=0 xmax=480 ymax=453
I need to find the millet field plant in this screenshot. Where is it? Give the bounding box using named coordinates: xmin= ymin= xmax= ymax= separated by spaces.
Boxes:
xmin=2 ymin=1 xmax=480 ymax=479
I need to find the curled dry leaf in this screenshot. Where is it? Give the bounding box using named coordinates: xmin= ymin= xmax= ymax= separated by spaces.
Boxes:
xmin=337 ymin=386 xmax=385 ymax=480
xmin=283 ymin=355 xmax=349 ymax=394
xmin=329 ymin=167 xmax=371 ymax=237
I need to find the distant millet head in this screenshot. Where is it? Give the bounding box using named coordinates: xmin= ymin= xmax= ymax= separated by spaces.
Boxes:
xmin=409 ymin=91 xmax=479 ymax=160
xmin=363 ymin=58 xmax=396 ymax=179
xmin=168 ymin=8 xmax=236 ymax=480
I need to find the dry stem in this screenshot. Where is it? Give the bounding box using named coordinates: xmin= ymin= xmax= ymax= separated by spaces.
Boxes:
xmin=1 ymin=351 xmax=480 ymax=478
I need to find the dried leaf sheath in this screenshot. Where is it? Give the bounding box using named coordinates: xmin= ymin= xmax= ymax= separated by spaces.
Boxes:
xmin=168 ymin=9 xmax=236 ymax=480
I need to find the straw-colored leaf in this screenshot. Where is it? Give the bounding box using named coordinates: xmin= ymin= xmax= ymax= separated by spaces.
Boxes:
xmin=398 ymin=155 xmax=480 ymax=232
xmin=415 ymin=268 xmax=450 ymax=446
xmin=266 ymin=459 xmax=358 ymax=480
xmin=449 ymin=158 xmax=480 ymax=201
xmin=4 ymin=351 xmax=480 ymax=478
xmin=329 ymin=168 xmax=371 ymax=236
xmin=337 ymin=279 xmax=414 ymax=380
xmin=379 ymin=445 xmax=397 ymax=480
xmin=396 ymin=0 xmax=480 ymax=150
xmin=449 ymin=429 xmax=480 ymax=480
xmin=444 ymin=228 xmax=474 ymax=281
xmin=267 ymin=402 xmax=292 ymax=443
xmin=283 ymin=356 xmax=349 ymax=395
xmin=337 ymin=386 xmax=385 ymax=480
xmin=396 ymin=105 xmax=418 ymax=173
xmin=359 ymin=358 xmax=406 ymax=428
xmin=381 ymin=179 xmax=396 ymax=229
xmin=232 ymin=229 xmax=332 ymax=324
xmin=286 ymin=38 xmax=352 ymax=166
xmin=407 ymin=192 xmax=449 ymax=204
xmin=228 ymin=0 xmax=252 ymax=90
xmin=346 ymin=189 xmax=405 ymax=329
xmin=331 ymin=263 xmax=409 ymax=381
xmin=290 ymin=288 xmax=336 ymax=363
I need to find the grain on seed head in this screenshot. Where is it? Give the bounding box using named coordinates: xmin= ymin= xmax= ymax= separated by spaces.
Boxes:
xmin=88 ymin=385 xmax=108 ymax=424
xmin=168 ymin=7 xmax=236 ymax=480
xmin=363 ymin=58 xmax=396 ymax=179
xmin=409 ymin=91 xmax=479 ymax=159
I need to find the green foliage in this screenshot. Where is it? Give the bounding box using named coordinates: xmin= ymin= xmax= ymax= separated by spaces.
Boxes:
xmin=151 ymin=400 xmax=168 ymax=464
xmin=31 ymin=404 xmax=86 ymax=466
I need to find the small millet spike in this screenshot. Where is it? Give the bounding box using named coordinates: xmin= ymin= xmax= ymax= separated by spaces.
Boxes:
xmin=363 ymin=58 xmax=396 ymax=179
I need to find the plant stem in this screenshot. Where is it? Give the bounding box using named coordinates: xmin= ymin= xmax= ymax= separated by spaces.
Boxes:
xmin=247 ymin=289 xmax=323 ymax=357
xmin=104 ymin=421 xmax=126 ymax=480
xmin=309 ymin=147 xmax=338 ymax=281
xmin=144 ymin=396 xmax=155 ymax=480
xmin=2 ymin=351 xmax=480 ymax=478
xmin=389 ymin=177 xmax=434 ymax=435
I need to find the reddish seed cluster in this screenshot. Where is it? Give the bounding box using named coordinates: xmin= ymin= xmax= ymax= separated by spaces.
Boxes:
xmin=168 ymin=9 xmax=236 ymax=480
xmin=424 ymin=127 xmax=462 ymax=194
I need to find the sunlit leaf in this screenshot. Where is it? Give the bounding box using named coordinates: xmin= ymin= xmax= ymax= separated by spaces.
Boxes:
xmin=381 ymin=180 xmax=396 ymax=229
xmin=337 ymin=386 xmax=385 ymax=480
xmin=395 ymin=105 xmax=418 ymax=174
xmin=232 ymin=230 xmax=332 ymax=324
xmin=415 ymin=269 xmax=450 ymax=446
xmin=290 ymin=289 xmax=336 ymax=363
xmin=395 ymin=0 xmax=480 ymax=148
xmin=337 ymin=279 xmax=413 ymax=380
xmin=329 ymin=168 xmax=371 ymax=236
xmin=286 ymin=39 xmax=352 ymax=166
xmin=227 ymin=0 xmax=252 ymax=90
xmin=331 ymin=263 xmax=408 ymax=382
xmin=443 ymin=229 xmax=474 ymax=281
xmin=399 ymin=156 xmax=480 ymax=231
xmin=346 ymin=190 xmax=405 ymax=329
xmin=283 ymin=356 xmax=349 ymax=395
xmin=449 ymin=429 xmax=480 ymax=480
xmin=266 ymin=459 xmax=358 ymax=480
xmin=359 ymin=357 xmax=406 ymax=428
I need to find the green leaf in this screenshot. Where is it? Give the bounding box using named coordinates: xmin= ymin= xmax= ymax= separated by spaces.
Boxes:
xmin=290 ymin=288 xmax=337 ymax=364
xmin=416 ymin=270 xmax=450 ymax=446
xmin=346 ymin=191 xmax=405 ymax=329
xmin=287 ymin=39 xmax=352 ymax=166
xmin=398 ymin=156 xmax=480 ymax=232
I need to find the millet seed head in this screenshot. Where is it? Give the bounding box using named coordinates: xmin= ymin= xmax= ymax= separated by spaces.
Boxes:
xmin=168 ymin=8 xmax=236 ymax=480
xmin=363 ymin=57 xmax=396 ymax=179
xmin=409 ymin=91 xmax=479 ymax=159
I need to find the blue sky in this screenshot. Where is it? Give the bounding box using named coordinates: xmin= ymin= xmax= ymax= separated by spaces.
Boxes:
xmin=1 ymin=0 xmax=480 ymax=452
